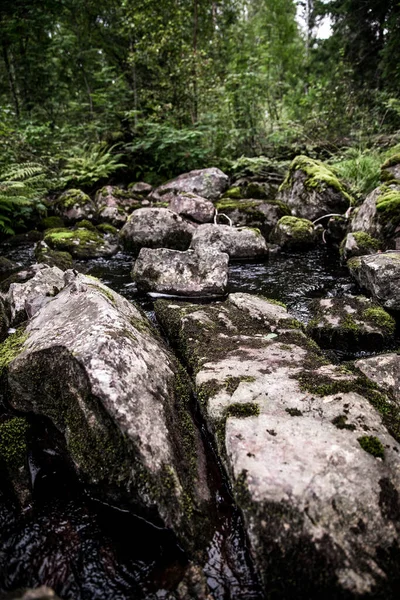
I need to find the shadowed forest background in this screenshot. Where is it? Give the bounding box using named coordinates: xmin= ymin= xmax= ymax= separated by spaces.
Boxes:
xmin=1 ymin=0 xmax=400 ymax=233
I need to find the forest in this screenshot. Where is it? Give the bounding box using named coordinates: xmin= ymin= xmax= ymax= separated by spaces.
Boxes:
xmin=1 ymin=0 xmax=400 ymax=233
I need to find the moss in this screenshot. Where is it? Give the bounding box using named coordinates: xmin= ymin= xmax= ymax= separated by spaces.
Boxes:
xmin=76 ymin=219 xmax=96 ymax=231
xmin=352 ymin=231 xmax=381 ymax=252
xmin=87 ymin=283 xmax=116 ymax=305
xmin=225 ymin=402 xmax=260 ymax=418
xmin=362 ymin=307 xmax=396 ymax=335
xmin=58 ymin=189 xmax=91 ymax=209
xmin=280 ymin=155 xmax=354 ymax=206
xmin=222 ymin=186 xmax=242 ymax=199
xmin=197 ymin=379 xmax=224 ymax=406
xmin=285 ymin=407 xmax=303 ymax=417
xmin=35 ymin=244 xmax=73 ymax=271
xmin=341 ymin=313 xmax=360 ymax=333
xmin=258 ymin=296 xmax=287 ymax=309
xmin=215 ymin=198 xmax=261 ymax=212
xmin=276 ymin=216 xmax=315 ymax=243
xmin=41 ymin=215 xmax=65 ymax=230
xmin=0 ymin=417 xmax=30 ymax=468
xmin=44 ymin=227 xmax=107 ymax=258
xmin=381 ymin=154 xmax=400 ymax=170
xmin=225 ymin=375 xmax=256 ymax=395
xmin=347 ymin=256 xmax=362 ymax=271
xmin=97 ymin=223 xmax=118 ymax=235
xmin=0 ymin=328 xmax=28 ymax=376
xmin=331 ymin=415 xmax=356 ymax=431
xmin=375 ymin=187 xmax=400 ymax=230
xmin=358 ymin=435 xmax=385 ymax=459
xmin=244 ymin=226 xmax=262 ymax=237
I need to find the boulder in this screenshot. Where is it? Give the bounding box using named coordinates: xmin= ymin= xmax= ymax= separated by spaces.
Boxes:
xmin=39 ymin=216 xmax=65 ymax=230
xmin=279 ymin=155 xmax=352 ymax=221
xmin=155 ymin=293 xmax=400 ymax=597
xmin=54 ymin=189 xmax=95 ymax=223
xmin=381 ymin=154 xmax=400 ymax=183
xmin=190 ymin=224 xmax=268 ymax=259
xmin=44 ymin=226 xmax=118 ymax=259
xmin=34 ymin=241 xmax=73 ymax=271
xmin=2 ymin=264 xmax=65 ymax=325
xmin=356 ymin=353 xmax=400 ymax=405
xmin=119 ymin=208 xmax=194 ymax=254
xmin=95 ymin=185 xmax=141 ymax=227
xmin=0 ymin=264 xmax=54 ymax=294
xmin=307 ymin=295 xmax=396 ymax=352
xmin=2 ymin=272 xmax=211 ymax=549
xmin=223 ymin=180 xmax=276 ymax=200
xmin=339 ymin=232 xmax=381 ymax=262
xmin=132 ymin=248 xmax=229 ymax=296
xmin=165 ymin=192 xmax=215 ymax=223
xmin=0 ymin=299 xmax=8 ymax=341
xmin=270 ymin=216 xmax=316 ymax=250
xmin=348 ymin=252 xmax=400 ymax=310
xmin=214 ymin=198 xmax=289 ymax=240
xmin=152 ymin=168 xmax=229 ymax=201
xmin=128 ymin=181 xmax=153 ymax=196
xmin=350 ymin=184 xmax=400 ymax=245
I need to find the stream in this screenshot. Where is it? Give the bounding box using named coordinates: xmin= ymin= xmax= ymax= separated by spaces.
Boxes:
xmin=0 ymin=240 xmax=373 ymax=599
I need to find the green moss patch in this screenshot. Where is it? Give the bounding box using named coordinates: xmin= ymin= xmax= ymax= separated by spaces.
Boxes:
xmin=358 ymin=435 xmax=385 ymax=459
xmin=362 ymin=307 xmax=396 ymax=335
xmin=58 ymin=189 xmax=91 ymax=209
xmin=280 ymin=155 xmax=354 ymax=206
xmin=331 ymin=415 xmax=356 ymax=431
xmin=352 ymin=231 xmax=381 ymax=253
xmin=41 ymin=216 xmax=65 ymax=230
xmin=285 ymin=407 xmax=303 ymax=417
xmin=0 ymin=329 xmax=28 ymax=376
xmin=0 ymin=417 xmax=30 ymax=468
xmin=97 ymin=223 xmax=118 ymax=235
xmin=225 ymin=402 xmax=260 ymax=418
xmin=375 ymin=186 xmax=400 ymax=231
xmin=277 ymin=216 xmax=315 ymax=242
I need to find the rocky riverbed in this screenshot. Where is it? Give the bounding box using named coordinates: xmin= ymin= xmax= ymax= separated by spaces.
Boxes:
xmin=1 ymin=159 xmax=400 ymax=599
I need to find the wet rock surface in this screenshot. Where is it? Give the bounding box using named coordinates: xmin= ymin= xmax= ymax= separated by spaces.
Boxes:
xmin=155 ymin=293 xmax=400 ymax=598
xmin=348 ymin=251 xmax=400 ymax=310
xmin=190 ymin=224 xmax=268 ymax=259
xmin=132 ymin=248 xmax=229 ymax=296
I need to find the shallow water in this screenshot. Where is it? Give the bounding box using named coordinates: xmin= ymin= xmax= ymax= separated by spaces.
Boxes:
xmin=0 ymin=240 xmax=390 ymax=599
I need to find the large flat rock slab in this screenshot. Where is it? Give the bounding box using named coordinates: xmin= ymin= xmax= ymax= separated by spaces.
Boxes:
xmin=155 ymin=293 xmax=400 ymax=597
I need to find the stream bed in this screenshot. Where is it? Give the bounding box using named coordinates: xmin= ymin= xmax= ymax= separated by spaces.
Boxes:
xmin=0 ymin=241 xmax=382 ymax=599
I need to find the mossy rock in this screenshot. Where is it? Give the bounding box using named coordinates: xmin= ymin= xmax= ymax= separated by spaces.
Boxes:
xmin=381 ymin=155 xmax=400 ymax=183
xmin=57 ymin=189 xmax=91 ymax=210
xmin=339 ymin=231 xmax=381 ymax=262
xmin=97 ymin=223 xmax=118 ymax=235
xmin=34 ymin=241 xmax=73 ymax=271
xmin=40 ymin=216 xmax=65 ymax=230
xmin=375 ymin=185 xmax=400 ymax=233
xmin=44 ymin=227 xmax=117 ymax=259
xmin=270 ymin=216 xmax=316 ymax=250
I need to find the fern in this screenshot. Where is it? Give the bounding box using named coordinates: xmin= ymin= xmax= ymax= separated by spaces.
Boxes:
xmin=60 ymin=142 xmax=126 ymax=187
xmin=0 ymin=162 xmax=49 ymax=234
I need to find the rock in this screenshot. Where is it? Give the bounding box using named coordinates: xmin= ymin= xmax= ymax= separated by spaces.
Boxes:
xmin=128 ymin=181 xmax=153 ymax=196
xmin=3 ymin=264 xmax=65 ymax=325
xmin=0 ymin=264 xmax=52 ymax=294
xmin=119 ymin=208 xmax=194 ymax=254
xmin=228 ymin=156 xmax=286 ymax=188
xmin=381 ymin=154 xmax=400 ymax=183
xmin=279 ymin=155 xmax=352 ymax=221
xmin=0 ymin=415 xmax=32 ymax=508
xmin=270 ymin=216 xmax=316 ymax=250
xmin=165 ymin=192 xmax=215 ymax=223
xmin=155 ymin=293 xmax=400 ymax=597
xmin=190 ymin=224 xmax=268 ymax=259
xmin=0 ymin=299 xmax=8 ymax=341
xmin=348 ymin=251 xmax=400 ymax=310
xmin=356 ymin=353 xmax=400 ymax=404
xmin=223 ymin=180 xmax=277 ymax=200
xmin=326 ymin=215 xmax=348 ymax=245
xmin=39 ymin=216 xmax=65 ymax=230
xmin=54 ymin=189 xmax=95 ymax=223
xmin=3 ymin=273 xmax=211 ymax=549
xmin=307 ymin=296 xmax=396 ymax=352
xmin=350 ymin=184 xmax=400 ymax=245
xmin=44 ymin=226 xmax=118 ymax=259
xmin=152 ymin=168 xmax=229 ymax=201
xmin=0 ymin=257 xmax=19 ymax=276
xmin=6 ymin=586 xmax=61 ymax=600
xmin=214 ymin=198 xmax=289 ymax=240
xmin=34 ymin=241 xmax=73 ymax=271
xmin=95 ymin=185 xmax=141 ymax=227
xmin=132 ymin=248 xmax=229 ymax=296
xmin=339 ymin=232 xmax=382 ymax=262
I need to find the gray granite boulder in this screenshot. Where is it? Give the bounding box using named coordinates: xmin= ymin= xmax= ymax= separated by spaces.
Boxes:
xmin=95 ymin=185 xmax=142 ymax=227
xmin=307 ymin=295 xmax=396 ymax=352
xmin=350 ymin=184 xmax=400 ymax=245
xmin=119 ymin=207 xmax=195 ymax=254
xmin=190 ymin=224 xmax=268 ymax=259
xmin=2 ymin=272 xmax=211 ymax=549
xmin=278 ymin=156 xmax=352 ymax=221
xmin=214 ymin=198 xmax=289 ymax=240
xmin=155 ymin=293 xmax=400 ymax=597
xmin=54 ymin=189 xmax=95 ymax=223
xmin=132 ymin=248 xmax=229 ymax=296
xmin=152 ymin=168 xmax=229 ymax=201
xmin=348 ymin=252 xmax=400 ymax=310
xmin=165 ymin=192 xmax=215 ymax=223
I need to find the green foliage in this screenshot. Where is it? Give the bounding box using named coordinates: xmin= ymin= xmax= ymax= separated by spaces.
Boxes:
xmin=60 ymin=143 xmax=126 ymax=188
xmin=0 ymin=162 xmax=48 ymax=234
xmin=330 ymin=148 xmax=382 ymax=198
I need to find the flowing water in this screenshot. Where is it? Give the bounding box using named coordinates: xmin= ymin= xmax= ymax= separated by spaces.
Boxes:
xmin=0 ymin=240 xmax=376 ymax=599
